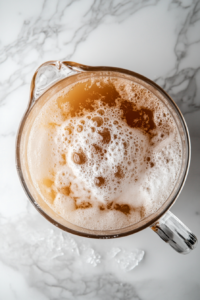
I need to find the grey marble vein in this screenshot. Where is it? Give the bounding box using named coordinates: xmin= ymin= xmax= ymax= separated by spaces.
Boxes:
xmin=155 ymin=0 xmax=200 ymax=114
xmin=0 ymin=213 xmax=143 ymax=300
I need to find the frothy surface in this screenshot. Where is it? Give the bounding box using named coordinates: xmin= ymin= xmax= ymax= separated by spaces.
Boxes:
xmin=27 ymin=77 xmax=182 ymax=230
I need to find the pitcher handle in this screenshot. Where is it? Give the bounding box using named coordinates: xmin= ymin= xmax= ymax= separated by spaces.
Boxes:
xmin=151 ymin=211 xmax=197 ymax=254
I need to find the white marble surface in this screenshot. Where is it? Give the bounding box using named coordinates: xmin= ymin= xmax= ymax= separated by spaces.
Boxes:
xmin=0 ymin=0 xmax=200 ymax=299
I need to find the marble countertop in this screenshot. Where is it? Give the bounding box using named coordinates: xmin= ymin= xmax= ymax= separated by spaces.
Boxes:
xmin=0 ymin=0 xmax=200 ymax=299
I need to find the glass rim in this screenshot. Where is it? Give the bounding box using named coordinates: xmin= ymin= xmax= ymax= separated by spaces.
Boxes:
xmin=16 ymin=64 xmax=191 ymax=239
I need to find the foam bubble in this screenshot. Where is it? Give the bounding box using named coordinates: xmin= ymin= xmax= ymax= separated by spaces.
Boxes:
xmin=54 ymin=107 xmax=148 ymax=203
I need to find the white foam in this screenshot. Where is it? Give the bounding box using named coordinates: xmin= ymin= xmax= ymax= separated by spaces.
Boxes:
xmin=54 ymin=107 xmax=148 ymax=203
xmin=27 ymin=77 xmax=182 ymax=230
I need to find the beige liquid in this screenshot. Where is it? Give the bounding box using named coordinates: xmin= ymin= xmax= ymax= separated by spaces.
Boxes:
xmin=27 ymin=76 xmax=182 ymax=230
